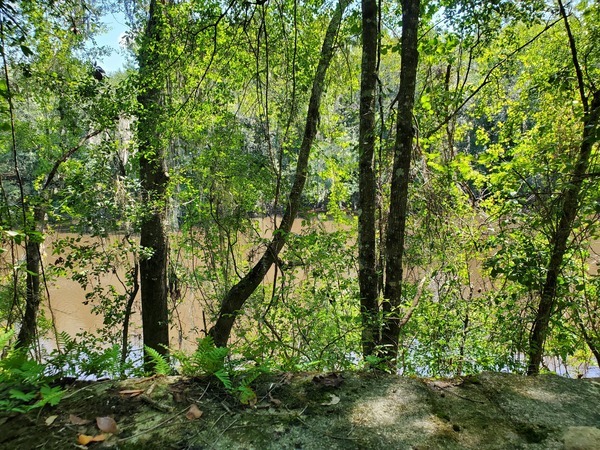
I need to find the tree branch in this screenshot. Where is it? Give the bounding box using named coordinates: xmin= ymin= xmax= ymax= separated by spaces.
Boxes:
xmin=42 ymin=129 xmax=104 ymax=191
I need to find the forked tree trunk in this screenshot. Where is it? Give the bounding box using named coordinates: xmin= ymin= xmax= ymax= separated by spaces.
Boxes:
xmin=209 ymin=0 xmax=349 ymax=347
xmin=137 ymin=0 xmax=171 ymax=358
xmin=380 ymin=0 xmax=421 ymax=363
xmin=358 ymin=0 xmax=380 ymax=357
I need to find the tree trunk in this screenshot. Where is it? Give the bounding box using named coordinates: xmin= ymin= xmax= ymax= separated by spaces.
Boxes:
xmin=380 ymin=0 xmax=421 ymax=363
xmin=137 ymin=0 xmax=170 ymax=358
xmin=358 ymin=0 xmax=380 ymax=357
xmin=576 ymin=316 xmax=600 ymax=369
xmin=16 ymin=206 xmax=45 ymax=349
xmin=209 ymin=0 xmax=349 ymax=347
xmin=527 ymin=91 xmax=600 ymax=374
xmin=527 ymin=0 xmax=600 ymax=375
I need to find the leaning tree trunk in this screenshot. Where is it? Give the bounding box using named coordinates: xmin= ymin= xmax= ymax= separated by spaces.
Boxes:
xmin=358 ymin=0 xmax=380 ymax=357
xmin=209 ymin=0 xmax=349 ymax=347
xmin=137 ymin=0 xmax=170 ymax=358
xmin=380 ymin=0 xmax=421 ymax=364
xmin=527 ymin=0 xmax=600 ymax=375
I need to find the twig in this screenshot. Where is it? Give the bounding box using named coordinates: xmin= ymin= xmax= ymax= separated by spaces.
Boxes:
xmin=62 ymin=380 xmax=113 ymax=400
xmin=208 ymin=418 xmax=239 ymax=450
xmin=432 ymin=385 xmax=485 ymax=404
xmin=324 ymin=433 xmax=358 ymax=441
xmin=140 ymin=393 xmax=174 ymax=412
xmin=209 ymin=411 xmax=228 ymax=431
xmin=118 ymin=405 xmax=190 ymax=442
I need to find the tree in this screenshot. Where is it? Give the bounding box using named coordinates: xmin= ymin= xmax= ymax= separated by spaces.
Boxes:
xmin=527 ymin=0 xmax=600 ymax=375
xmin=209 ymin=0 xmax=350 ymax=347
xmin=357 ymin=0 xmax=379 ymax=357
xmin=379 ymin=0 xmax=421 ymax=363
xmin=137 ymin=0 xmax=171 ymax=358
xmin=0 ymin=1 xmax=109 ymax=350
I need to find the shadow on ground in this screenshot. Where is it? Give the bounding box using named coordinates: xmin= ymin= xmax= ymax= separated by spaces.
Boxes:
xmin=1 ymin=372 xmax=599 ymax=449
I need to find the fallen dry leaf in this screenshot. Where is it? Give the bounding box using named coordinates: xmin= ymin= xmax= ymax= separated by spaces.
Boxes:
xmin=321 ymin=394 xmax=340 ymax=406
xmin=118 ymin=389 xmax=144 ymax=398
xmin=45 ymin=415 xmax=58 ymax=426
xmin=186 ymin=404 xmax=203 ymax=420
xmin=96 ymin=416 xmax=118 ymax=434
xmin=69 ymin=414 xmax=91 ymax=425
xmin=77 ymin=434 xmax=106 ymax=445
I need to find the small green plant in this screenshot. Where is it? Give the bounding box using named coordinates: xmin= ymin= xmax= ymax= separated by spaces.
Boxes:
xmin=173 ymin=337 xmax=269 ymax=405
xmin=144 ymin=346 xmax=172 ymax=376
xmin=0 ymin=329 xmax=65 ymax=412
xmin=173 ymin=336 xmax=231 ymax=387
xmin=46 ymin=332 xmax=126 ymax=379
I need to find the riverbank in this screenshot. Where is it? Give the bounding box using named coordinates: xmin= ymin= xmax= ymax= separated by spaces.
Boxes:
xmin=1 ymin=371 xmax=599 ymax=449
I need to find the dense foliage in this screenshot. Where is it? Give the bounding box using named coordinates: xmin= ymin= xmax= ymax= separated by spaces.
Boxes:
xmin=0 ymin=0 xmax=599 ymax=408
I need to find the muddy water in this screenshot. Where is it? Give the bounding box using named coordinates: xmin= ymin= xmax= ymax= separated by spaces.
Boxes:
xmin=41 ymin=217 xmax=342 ymax=352
xmin=38 ymin=219 xmax=600 ymax=372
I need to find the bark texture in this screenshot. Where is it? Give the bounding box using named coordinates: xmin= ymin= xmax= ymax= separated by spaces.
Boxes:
xmin=527 ymin=93 xmax=600 ymax=374
xmin=380 ymin=0 xmax=421 ymax=362
xmin=358 ymin=0 xmax=380 ymax=356
xmin=16 ymin=207 xmax=45 ymax=349
xmin=209 ymin=0 xmax=349 ymax=347
xmin=527 ymin=0 xmax=600 ymax=375
xmin=137 ymin=0 xmax=170 ymax=357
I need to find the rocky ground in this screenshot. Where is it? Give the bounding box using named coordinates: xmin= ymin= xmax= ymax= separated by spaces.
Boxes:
xmin=1 ymin=372 xmax=599 ymax=449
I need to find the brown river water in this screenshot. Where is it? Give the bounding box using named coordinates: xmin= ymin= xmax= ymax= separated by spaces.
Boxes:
xmin=14 ymin=217 xmax=600 ymax=376
xmin=40 ymin=217 xmax=340 ymax=353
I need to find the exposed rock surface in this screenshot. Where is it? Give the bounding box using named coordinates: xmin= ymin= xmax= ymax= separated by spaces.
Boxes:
xmin=1 ymin=372 xmax=599 ymax=449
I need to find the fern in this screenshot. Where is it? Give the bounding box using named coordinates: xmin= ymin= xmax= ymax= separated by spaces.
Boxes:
xmin=173 ymin=337 xmax=229 ymax=377
xmin=144 ymin=346 xmax=171 ymax=375
xmin=172 ymin=338 xmax=271 ymax=406
xmin=80 ymin=345 xmax=121 ymax=378
xmin=56 ymin=331 xmax=75 ymax=350
xmin=0 ymin=330 xmax=65 ymax=412
xmin=214 ymin=368 xmax=232 ymax=390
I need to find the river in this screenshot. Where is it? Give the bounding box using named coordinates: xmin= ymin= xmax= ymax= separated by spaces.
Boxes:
xmin=18 ymin=217 xmax=600 ymax=377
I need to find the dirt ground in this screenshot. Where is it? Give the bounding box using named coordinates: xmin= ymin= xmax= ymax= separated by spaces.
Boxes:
xmin=1 ymin=372 xmax=599 ymax=449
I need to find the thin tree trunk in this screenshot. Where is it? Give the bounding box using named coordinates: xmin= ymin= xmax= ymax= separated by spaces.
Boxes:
xmin=121 ymin=259 xmax=140 ymax=370
xmin=527 ymin=91 xmax=600 ymax=374
xmin=209 ymin=0 xmax=349 ymax=347
xmin=358 ymin=0 xmax=380 ymax=357
xmin=575 ymin=317 xmax=600 ymax=368
xmin=527 ymin=0 xmax=600 ymax=375
xmin=16 ymin=207 xmax=45 ymax=349
xmin=138 ymin=0 xmax=170 ymax=358
xmin=380 ymin=0 xmax=420 ymax=363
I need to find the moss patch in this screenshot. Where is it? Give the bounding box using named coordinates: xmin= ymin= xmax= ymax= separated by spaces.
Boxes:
xmin=1 ymin=372 xmax=599 ymax=449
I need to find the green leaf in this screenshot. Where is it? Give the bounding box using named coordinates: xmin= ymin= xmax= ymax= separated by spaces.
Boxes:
xmin=20 ymin=45 xmax=33 ymax=57
xmin=144 ymin=346 xmax=171 ymax=375
xmin=38 ymin=385 xmax=64 ymax=407
xmin=9 ymin=389 xmax=36 ymax=402
xmin=237 ymin=385 xmax=256 ymax=405
xmin=214 ymin=368 xmax=232 ymax=390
